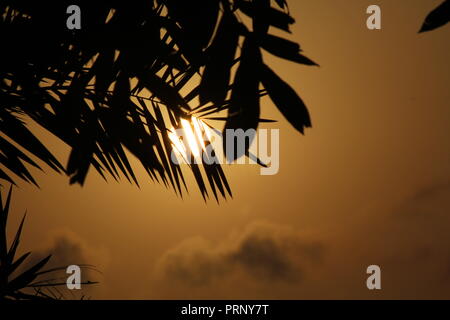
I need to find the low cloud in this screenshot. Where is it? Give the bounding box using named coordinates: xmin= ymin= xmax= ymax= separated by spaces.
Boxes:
xmin=16 ymin=230 xmax=109 ymax=298
xmin=154 ymin=221 xmax=325 ymax=289
xmin=27 ymin=230 xmax=108 ymax=270
xmin=149 ymin=180 xmax=450 ymax=299
xmin=321 ymin=179 xmax=450 ymax=299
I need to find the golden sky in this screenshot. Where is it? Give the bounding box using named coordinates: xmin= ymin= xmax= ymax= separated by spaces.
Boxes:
xmin=7 ymin=0 xmax=450 ymax=299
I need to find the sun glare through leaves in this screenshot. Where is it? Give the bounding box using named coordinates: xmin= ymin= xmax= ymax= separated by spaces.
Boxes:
xmin=168 ymin=117 xmax=213 ymax=163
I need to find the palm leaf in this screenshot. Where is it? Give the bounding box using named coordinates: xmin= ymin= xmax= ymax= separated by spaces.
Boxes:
xmin=0 ymin=1 xmax=317 ymax=200
xmin=419 ymin=0 xmax=450 ymax=33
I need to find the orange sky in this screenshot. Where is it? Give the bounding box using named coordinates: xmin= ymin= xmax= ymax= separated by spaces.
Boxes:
xmin=7 ymin=0 xmax=450 ymax=299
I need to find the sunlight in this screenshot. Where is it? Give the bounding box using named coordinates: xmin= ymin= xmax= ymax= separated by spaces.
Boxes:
xmin=181 ymin=118 xmax=200 ymax=157
xmin=168 ymin=116 xmax=211 ymax=162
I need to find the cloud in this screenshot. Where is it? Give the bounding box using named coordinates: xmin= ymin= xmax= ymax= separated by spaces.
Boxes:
xmin=126 ymin=180 xmax=450 ymax=300
xmin=392 ymin=180 xmax=450 ymax=280
xmin=409 ymin=180 xmax=450 ymax=202
xmin=148 ymin=180 xmax=450 ymax=299
xmin=394 ymin=180 xmax=450 ymax=219
xmin=16 ymin=230 xmax=109 ymax=298
xmin=42 ymin=232 xmax=91 ymax=267
xmin=323 ymin=179 xmax=450 ymax=299
xmin=154 ymin=221 xmax=325 ymax=288
xmin=28 ymin=230 xmax=109 ymax=270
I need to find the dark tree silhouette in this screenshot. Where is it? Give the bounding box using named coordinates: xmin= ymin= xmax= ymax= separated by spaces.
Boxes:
xmin=420 ymin=0 xmax=450 ymax=33
xmin=0 ymin=1 xmax=316 ymax=201
xmin=0 ymin=186 xmax=97 ymax=300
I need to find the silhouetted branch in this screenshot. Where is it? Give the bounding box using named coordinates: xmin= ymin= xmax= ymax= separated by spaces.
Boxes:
xmin=0 ymin=0 xmax=317 ymax=200
xmin=419 ymin=0 xmax=450 ymax=33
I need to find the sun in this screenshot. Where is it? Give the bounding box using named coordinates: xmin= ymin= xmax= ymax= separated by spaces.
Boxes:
xmin=168 ymin=116 xmax=212 ymax=162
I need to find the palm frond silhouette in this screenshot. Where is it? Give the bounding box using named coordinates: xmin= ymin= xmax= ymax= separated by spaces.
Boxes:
xmin=0 ymin=186 xmax=97 ymax=300
xmin=0 ymin=0 xmax=316 ymax=201
xmin=420 ymin=0 xmax=450 ymax=33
